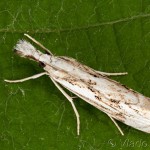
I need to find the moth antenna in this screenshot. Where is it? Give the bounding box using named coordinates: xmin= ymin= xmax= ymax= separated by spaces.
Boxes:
xmin=24 ymin=33 xmax=53 ymax=56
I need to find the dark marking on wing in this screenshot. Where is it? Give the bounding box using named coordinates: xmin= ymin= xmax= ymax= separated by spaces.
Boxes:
xmin=39 ymin=61 xmax=46 ymax=67
xmin=27 ymin=55 xmax=37 ymax=61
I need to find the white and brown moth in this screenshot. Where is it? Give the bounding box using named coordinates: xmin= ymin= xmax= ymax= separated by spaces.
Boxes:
xmin=5 ymin=34 xmax=150 ymax=136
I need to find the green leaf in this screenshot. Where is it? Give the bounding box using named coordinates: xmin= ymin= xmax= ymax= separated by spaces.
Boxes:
xmin=0 ymin=0 xmax=150 ymax=149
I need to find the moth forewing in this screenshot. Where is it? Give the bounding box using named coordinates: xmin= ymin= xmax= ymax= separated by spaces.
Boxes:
xmin=5 ymin=34 xmax=150 ymax=135
xmin=44 ymin=55 xmax=150 ymax=133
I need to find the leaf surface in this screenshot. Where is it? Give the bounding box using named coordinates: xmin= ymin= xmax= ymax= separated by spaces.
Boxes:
xmin=0 ymin=0 xmax=150 ymax=149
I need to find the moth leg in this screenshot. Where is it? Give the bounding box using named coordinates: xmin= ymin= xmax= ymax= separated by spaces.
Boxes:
xmin=107 ymin=114 xmax=124 ymax=136
xmin=97 ymin=71 xmax=128 ymax=76
xmin=71 ymin=96 xmax=78 ymax=99
xmin=4 ymin=72 xmax=48 ymax=83
xmin=50 ymin=77 xmax=80 ymax=135
xmin=24 ymin=33 xmax=53 ymax=56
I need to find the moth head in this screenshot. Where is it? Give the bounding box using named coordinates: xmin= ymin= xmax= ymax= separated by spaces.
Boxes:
xmin=14 ymin=40 xmax=40 ymax=61
xmin=14 ymin=40 xmax=34 ymax=56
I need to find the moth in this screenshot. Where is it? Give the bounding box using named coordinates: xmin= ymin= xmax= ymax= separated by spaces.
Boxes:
xmin=5 ymin=34 xmax=150 ymax=136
